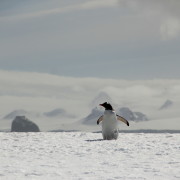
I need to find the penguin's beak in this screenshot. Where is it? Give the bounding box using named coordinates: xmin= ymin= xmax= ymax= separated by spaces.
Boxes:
xmin=99 ymin=104 xmax=103 ymax=107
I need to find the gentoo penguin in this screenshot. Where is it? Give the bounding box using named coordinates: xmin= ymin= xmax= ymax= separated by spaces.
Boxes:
xmin=97 ymin=102 xmax=129 ymax=140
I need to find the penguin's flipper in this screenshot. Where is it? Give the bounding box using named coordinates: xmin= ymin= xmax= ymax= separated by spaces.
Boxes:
xmin=116 ymin=115 xmax=129 ymax=126
xmin=97 ymin=116 xmax=103 ymax=125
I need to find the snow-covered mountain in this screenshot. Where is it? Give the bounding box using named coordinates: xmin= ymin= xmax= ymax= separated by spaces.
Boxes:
xmin=3 ymin=108 xmax=76 ymax=121
xmin=81 ymin=106 xmax=148 ymax=127
xmin=159 ymin=99 xmax=173 ymax=110
xmin=117 ymin=107 xmax=149 ymax=122
xmin=81 ymin=107 xmax=103 ymax=125
xmin=90 ymin=91 xmax=112 ymax=108
xmin=3 ymin=109 xmax=28 ymax=119
xmin=44 ymin=108 xmax=75 ymax=118
xmin=3 ymin=109 xmax=41 ymax=120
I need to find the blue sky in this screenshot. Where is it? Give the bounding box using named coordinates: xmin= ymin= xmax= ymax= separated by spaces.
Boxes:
xmin=0 ymin=0 xmax=180 ymax=79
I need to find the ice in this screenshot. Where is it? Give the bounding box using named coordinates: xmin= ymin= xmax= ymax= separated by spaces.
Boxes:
xmin=0 ymin=132 xmax=180 ymax=180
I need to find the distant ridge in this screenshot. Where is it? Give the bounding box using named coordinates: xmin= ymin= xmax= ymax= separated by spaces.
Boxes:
xmin=49 ymin=129 xmax=79 ymax=132
xmin=93 ymin=129 xmax=180 ymax=134
xmin=1 ymin=129 xmax=180 ymax=133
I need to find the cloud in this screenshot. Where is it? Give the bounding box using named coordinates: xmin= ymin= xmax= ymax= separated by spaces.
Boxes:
xmin=0 ymin=0 xmax=118 ymax=22
xmin=0 ymin=70 xmax=180 ymax=109
xmin=119 ymin=0 xmax=180 ymax=40
xmin=119 ymin=0 xmax=180 ymax=16
xmin=160 ymin=17 xmax=180 ymax=40
xmin=1 ymin=0 xmax=180 ymax=41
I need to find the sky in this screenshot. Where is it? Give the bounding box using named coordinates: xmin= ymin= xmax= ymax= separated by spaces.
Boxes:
xmin=0 ymin=0 xmax=180 ymax=79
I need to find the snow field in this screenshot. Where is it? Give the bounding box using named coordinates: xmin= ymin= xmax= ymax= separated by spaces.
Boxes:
xmin=0 ymin=132 xmax=180 ymax=180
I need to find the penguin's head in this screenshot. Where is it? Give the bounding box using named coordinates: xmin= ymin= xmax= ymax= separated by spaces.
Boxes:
xmin=99 ymin=102 xmax=114 ymax=110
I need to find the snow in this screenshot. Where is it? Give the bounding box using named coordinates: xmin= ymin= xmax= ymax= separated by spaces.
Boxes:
xmin=0 ymin=132 xmax=180 ymax=180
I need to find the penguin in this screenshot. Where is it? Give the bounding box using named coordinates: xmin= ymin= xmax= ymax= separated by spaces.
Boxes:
xmin=97 ymin=102 xmax=129 ymax=140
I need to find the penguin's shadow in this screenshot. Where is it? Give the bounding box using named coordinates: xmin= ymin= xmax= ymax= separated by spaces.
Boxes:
xmin=85 ymin=139 xmax=103 ymax=142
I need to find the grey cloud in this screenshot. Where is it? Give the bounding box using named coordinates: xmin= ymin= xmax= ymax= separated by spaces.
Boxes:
xmin=119 ymin=0 xmax=180 ymax=16
xmin=119 ymin=0 xmax=180 ymax=40
xmin=0 ymin=0 xmax=118 ymax=22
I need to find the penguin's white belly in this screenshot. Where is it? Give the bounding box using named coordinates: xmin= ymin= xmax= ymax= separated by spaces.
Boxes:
xmin=102 ymin=112 xmax=119 ymax=140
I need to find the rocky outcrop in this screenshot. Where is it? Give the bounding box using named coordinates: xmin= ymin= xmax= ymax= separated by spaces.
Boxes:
xmin=11 ymin=116 xmax=40 ymax=132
